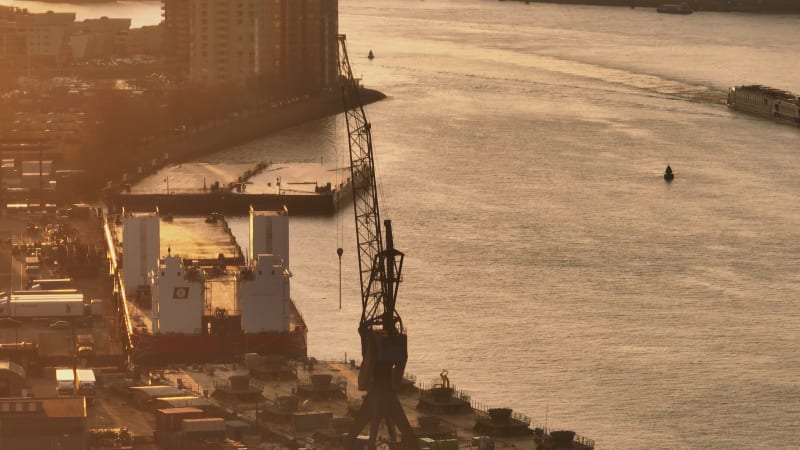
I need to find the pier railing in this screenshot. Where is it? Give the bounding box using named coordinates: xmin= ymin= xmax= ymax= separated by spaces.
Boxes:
xmin=302 ymin=355 xmax=418 ymax=393
xmin=470 ymin=401 xmax=531 ymax=426
xmin=417 ymin=381 xmax=472 ymax=402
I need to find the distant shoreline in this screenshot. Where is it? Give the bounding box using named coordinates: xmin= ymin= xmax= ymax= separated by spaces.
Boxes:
xmin=500 ymin=0 xmax=800 ymax=13
xmin=13 ymin=0 xmax=123 ymax=3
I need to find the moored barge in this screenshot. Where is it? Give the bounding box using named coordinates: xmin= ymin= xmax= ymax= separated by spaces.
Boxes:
xmin=727 ymin=85 xmax=800 ymax=126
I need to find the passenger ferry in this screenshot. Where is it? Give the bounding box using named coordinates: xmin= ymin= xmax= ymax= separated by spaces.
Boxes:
xmin=727 ymin=85 xmax=800 ymax=127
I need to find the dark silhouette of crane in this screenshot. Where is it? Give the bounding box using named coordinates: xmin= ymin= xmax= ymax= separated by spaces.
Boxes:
xmin=337 ymin=34 xmax=418 ymax=450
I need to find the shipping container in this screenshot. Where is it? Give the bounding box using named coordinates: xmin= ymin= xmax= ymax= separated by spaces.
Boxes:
xmin=155 ymin=395 xmax=213 ymax=410
xmin=156 ymin=407 xmax=205 ymax=433
xmin=181 ymin=417 xmax=226 ymax=433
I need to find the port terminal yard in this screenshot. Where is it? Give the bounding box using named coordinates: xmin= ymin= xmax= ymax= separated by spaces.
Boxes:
xmin=0 ymin=207 xmax=593 ymax=449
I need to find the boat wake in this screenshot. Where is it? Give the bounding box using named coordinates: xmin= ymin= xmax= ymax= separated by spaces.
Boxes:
xmin=476 ymin=45 xmax=729 ymax=106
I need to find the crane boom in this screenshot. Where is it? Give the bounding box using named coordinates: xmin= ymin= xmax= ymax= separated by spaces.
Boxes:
xmin=337 ymin=34 xmax=401 ymax=334
xmin=337 ymin=34 xmax=417 ymax=450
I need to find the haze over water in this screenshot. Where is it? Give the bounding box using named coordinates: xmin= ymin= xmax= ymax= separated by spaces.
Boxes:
xmin=11 ymin=0 xmax=800 ymax=447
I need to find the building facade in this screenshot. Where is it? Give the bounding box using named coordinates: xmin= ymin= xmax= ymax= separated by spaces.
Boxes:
xmin=188 ymin=0 xmax=263 ymax=85
xmin=17 ymin=11 xmax=76 ymax=69
xmin=0 ymin=397 xmax=87 ymax=450
xmin=162 ymin=0 xmax=337 ymax=92
xmin=127 ymin=23 xmax=164 ymax=56
xmin=69 ymin=16 xmax=131 ymax=60
xmin=260 ymin=0 xmax=338 ymax=95
xmin=162 ymin=0 xmax=190 ymax=73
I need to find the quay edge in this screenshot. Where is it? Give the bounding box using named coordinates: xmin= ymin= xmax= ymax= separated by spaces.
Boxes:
xmin=105 ymin=87 xmax=387 ymax=196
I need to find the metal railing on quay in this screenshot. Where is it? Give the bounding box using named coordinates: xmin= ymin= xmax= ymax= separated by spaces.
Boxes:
xmin=470 ymin=401 xmax=531 ymax=426
xmin=418 ymin=382 xmax=471 ymax=400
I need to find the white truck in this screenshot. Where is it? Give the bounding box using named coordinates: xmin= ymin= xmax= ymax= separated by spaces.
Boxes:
xmin=75 ymin=368 xmax=96 ymax=404
xmin=10 ymin=294 xmax=84 ymax=318
xmin=55 ymin=368 xmax=76 ymax=396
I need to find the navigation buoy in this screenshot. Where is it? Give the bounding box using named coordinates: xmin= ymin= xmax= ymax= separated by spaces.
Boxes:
xmin=664 ymin=165 xmax=674 ymax=182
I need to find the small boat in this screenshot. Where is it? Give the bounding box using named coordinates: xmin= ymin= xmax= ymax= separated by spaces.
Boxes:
xmin=657 ymin=3 xmax=693 ymax=14
xmin=368 ymin=49 xmax=374 ymax=60
xmin=664 ymin=165 xmax=674 ymax=182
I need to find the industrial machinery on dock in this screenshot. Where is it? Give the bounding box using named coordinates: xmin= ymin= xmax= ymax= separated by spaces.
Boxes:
xmin=337 ymin=35 xmax=418 ymax=450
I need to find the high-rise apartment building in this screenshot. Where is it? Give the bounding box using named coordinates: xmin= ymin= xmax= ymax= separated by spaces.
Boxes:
xmin=188 ymin=0 xmax=262 ymax=85
xmin=161 ymin=0 xmax=190 ymax=74
xmin=162 ymin=0 xmax=337 ymax=92
xmin=261 ymin=0 xmax=338 ymax=95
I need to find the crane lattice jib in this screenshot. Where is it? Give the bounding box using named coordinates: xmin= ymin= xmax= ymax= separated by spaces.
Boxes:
xmin=337 ymin=35 xmax=416 ymax=450
xmin=337 ymin=35 xmax=387 ymax=330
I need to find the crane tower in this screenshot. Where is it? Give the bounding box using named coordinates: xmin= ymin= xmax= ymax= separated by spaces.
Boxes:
xmin=337 ymin=34 xmax=418 ymax=450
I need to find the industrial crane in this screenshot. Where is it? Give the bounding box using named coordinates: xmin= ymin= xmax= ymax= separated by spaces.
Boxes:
xmin=337 ymin=34 xmax=418 ymax=450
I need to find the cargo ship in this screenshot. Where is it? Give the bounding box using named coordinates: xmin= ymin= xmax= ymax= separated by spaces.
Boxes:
xmin=110 ymin=207 xmax=307 ymax=366
xmin=727 ymin=85 xmax=800 ymax=126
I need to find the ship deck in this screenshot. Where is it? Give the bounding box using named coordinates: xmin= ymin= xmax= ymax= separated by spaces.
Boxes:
xmin=158 ymin=216 xmax=242 ymax=264
xmin=122 ymin=215 xmax=306 ymax=336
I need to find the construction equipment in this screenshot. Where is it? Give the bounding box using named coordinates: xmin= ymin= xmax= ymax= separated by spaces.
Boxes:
xmin=337 ymin=34 xmax=417 ymax=450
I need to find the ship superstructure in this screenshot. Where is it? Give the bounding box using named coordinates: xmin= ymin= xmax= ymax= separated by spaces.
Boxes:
xmin=727 ymin=85 xmax=800 ymax=126
xmin=149 ymin=254 xmax=205 ymax=335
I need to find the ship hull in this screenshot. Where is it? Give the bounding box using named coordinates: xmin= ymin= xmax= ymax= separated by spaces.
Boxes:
xmin=130 ymin=328 xmax=307 ymax=365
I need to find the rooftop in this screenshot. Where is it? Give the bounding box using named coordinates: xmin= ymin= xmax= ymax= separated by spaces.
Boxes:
xmin=0 ymin=397 xmax=86 ymax=418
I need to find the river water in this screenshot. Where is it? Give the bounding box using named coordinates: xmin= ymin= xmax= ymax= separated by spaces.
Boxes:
xmin=8 ymin=0 xmax=800 ymax=448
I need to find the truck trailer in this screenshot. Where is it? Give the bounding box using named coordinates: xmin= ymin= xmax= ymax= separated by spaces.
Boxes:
xmin=7 ymin=294 xmax=85 ymax=318
xmin=75 ymin=368 xmax=96 ymax=404
xmin=55 ymin=368 xmax=76 ymax=396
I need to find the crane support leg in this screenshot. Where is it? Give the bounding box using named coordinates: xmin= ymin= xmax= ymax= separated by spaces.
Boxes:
xmin=346 ymin=377 xmax=418 ymax=450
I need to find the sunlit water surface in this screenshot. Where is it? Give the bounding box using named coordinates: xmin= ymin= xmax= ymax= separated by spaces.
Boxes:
xmin=11 ymin=0 xmax=800 ymax=447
